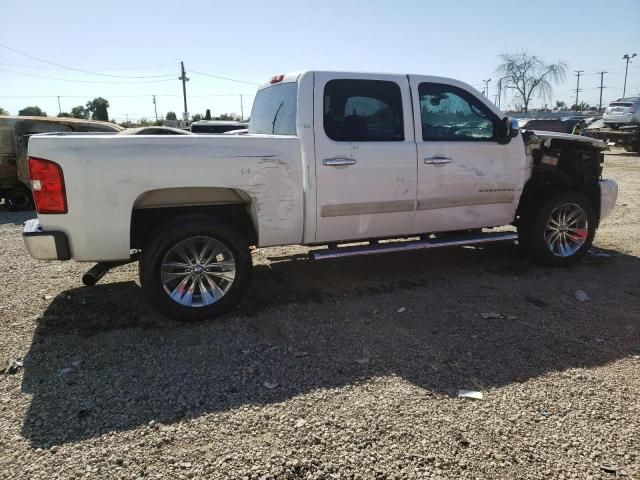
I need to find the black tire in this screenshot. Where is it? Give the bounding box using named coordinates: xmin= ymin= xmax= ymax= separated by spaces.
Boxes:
xmin=518 ymin=191 xmax=596 ymax=267
xmin=6 ymin=186 xmax=33 ymax=211
xmin=139 ymin=215 xmax=252 ymax=321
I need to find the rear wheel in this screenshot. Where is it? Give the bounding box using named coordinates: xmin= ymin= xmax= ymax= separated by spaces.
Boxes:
xmin=6 ymin=185 xmax=33 ymax=211
xmin=518 ymin=192 xmax=596 ymax=267
xmin=139 ymin=216 xmax=252 ymax=321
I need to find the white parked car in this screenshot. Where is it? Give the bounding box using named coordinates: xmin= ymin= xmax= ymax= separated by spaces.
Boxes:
xmin=23 ymin=71 xmax=618 ymax=320
xmin=603 ymin=97 xmax=640 ymax=127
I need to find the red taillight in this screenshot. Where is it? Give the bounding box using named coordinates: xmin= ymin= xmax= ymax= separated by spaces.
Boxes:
xmin=28 ymin=157 xmax=67 ymax=214
xmin=270 ymin=74 xmax=285 ymax=84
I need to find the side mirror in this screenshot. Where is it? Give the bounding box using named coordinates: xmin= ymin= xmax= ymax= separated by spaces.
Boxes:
xmin=497 ymin=117 xmax=520 ymax=144
xmin=508 ymin=117 xmax=520 ymax=138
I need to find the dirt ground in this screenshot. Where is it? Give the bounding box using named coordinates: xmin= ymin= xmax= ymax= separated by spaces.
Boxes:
xmin=0 ymin=149 xmax=639 ymax=480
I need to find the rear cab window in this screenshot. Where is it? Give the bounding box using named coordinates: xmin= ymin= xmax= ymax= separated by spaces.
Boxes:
xmin=249 ymin=83 xmax=298 ymax=135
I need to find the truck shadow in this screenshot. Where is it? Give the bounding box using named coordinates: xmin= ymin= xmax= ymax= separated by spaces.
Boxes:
xmin=0 ymin=207 xmax=34 ymax=226
xmin=20 ymin=243 xmax=640 ymax=447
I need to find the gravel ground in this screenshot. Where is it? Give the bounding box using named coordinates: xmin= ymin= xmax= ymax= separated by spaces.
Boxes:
xmin=1 ymin=149 xmax=639 ymax=479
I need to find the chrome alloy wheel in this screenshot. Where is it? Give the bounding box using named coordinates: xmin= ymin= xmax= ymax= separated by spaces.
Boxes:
xmin=544 ymin=203 xmax=589 ymax=257
xmin=161 ymin=236 xmax=236 ymax=307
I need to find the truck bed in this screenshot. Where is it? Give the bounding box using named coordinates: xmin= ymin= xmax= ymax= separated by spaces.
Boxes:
xmin=27 ymin=133 xmax=304 ymax=261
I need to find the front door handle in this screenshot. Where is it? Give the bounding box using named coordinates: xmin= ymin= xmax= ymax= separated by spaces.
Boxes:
xmin=424 ymin=156 xmax=452 ymax=165
xmin=323 ymin=157 xmax=357 ymax=166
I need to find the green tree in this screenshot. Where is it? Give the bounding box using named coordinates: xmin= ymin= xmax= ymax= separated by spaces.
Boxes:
xmin=555 ymin=100 xmax=567 ymax=111
xmin=204 ymin=109 xmax=212 ymax=120
xmin=0 ymin=107 xmax=9 ymax=115
xmin=57 ymin=112 xmax=71 ymax=117
xmin=496 ymin=52 xmax=567 ymax=113
xmin=191 ymin=114 xmax=202 ymax=122
xmin=570 ymin=102 xmax=592 ymax=112
xmin=166 ymin=111 xmax=177 ymax=121
xmin=71 ymin=105 xmax=89 ymax=119
xmin=86 ymin=97 xmax=110 ymax=121
xmin=215 ymin=113 xmax=238 ymax=121
xmin=18 ymin=106 xmax=47 ymax=117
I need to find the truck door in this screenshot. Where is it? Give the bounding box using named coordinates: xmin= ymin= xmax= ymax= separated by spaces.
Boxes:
xmin=313 ymin=73 xmax=417 ymax=242
xmin=408 ymin=76 xmax=526 ymax=234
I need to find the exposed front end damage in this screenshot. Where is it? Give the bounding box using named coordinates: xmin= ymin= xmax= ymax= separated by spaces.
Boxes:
xmin=518 ymin=130 xmax=616 ymax=223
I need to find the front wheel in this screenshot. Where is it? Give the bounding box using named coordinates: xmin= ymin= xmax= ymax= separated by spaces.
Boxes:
xmin=139 ymin=216 xmax=252 ymax=321
xmin=518 ymin=192 xmax=596 ymax=267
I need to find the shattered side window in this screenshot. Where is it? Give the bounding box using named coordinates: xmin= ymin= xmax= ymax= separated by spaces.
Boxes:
xmin=419 ymin=83 xmax=496 ymax=141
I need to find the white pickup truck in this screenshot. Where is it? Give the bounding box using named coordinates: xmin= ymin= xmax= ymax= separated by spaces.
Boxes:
xmin=23 ymin=71 xmax=618 ymax=321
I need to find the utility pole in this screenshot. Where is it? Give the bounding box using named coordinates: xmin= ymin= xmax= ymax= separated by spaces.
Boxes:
xmin=482 ymin=78 xmax=491 ymax=97
xmin=497 ymin=78 xmax=503 ymax=109
xmin=597 ymin=72 xmax=607 ymax=112
xmin=574 ymin=70 xmax=584 ymax=111
xmin=622 ymin=53 xmax=637 ymax=97
xmin=178 ymin=61 xmax=189 ymax=122
xmin=152 ymin=95 xmax=158 ymax=122
xmin=57 ymin=96 xmax=61 ymax=115
xmin=240 ymin=94 xmax=244 ymax=121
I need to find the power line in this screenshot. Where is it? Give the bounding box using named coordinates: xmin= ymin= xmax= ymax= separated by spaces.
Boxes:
xmin=0 ymin=42 xmax=175 ymax=79
xmin=189 ymin=69 xmax=261 ymax=86
xmin=0 ymin=61 xmax=177 ymax=72
xmin=0 ymin=68 xmax=176 ymax=84
xmin=0 ymin=94 xmax=178 ymax=98
xmin=0 ymin=93 xmax=256 ymax=98
xmin=190 ymin=93 xmax=255 ymax=98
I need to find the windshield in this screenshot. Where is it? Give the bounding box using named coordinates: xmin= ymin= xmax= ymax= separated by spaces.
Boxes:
xmin=249 ymin=82 xmax=297 ymax=135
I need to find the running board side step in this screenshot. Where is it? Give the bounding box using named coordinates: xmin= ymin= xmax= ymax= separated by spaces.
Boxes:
xmin=309 ymin=232 xmax=518 ymax=260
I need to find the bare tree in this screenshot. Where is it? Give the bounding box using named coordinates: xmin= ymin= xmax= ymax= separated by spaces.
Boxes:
xmin=497 ymin=52 xmax=567 ymax=113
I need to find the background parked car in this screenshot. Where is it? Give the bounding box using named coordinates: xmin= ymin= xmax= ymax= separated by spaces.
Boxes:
xmin=603 ymin=97 xmax=640 ymax=128
xmin=190 ymin=120 xmax=249 ymax=134
xmin=118 ymin=126 xmax=192 ymax=135
xmin=0 ymin=115 xmax=122 ymax=210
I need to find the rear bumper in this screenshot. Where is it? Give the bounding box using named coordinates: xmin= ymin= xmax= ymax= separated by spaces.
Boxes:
xmin=23 ymin=219 xmax=70 ymax=260
xmin=603 ymin=113 xmax=639 ymax=124
xmin=599 ymin=180 xmax=618 ymax=220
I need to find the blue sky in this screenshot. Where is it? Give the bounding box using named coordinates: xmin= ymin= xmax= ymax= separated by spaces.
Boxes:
xmin=1 ymin=0 xmax=639 ymax=122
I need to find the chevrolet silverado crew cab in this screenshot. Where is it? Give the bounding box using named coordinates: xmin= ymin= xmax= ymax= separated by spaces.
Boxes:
xmin=23 ymin=71 xmax=618 ymax=321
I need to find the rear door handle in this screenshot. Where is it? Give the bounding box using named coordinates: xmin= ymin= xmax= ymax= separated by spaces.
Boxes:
xmin=424 ymin=156 xmax=452 ymax=165
xmin=323 ymin=157 xmax=357 ymax=166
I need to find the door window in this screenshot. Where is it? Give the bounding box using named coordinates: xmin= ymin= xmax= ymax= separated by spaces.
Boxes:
xmin=324 ymin=80 xmax=404 ymax=141
xmin=419 ymin=83 xmax=496 ymax=141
